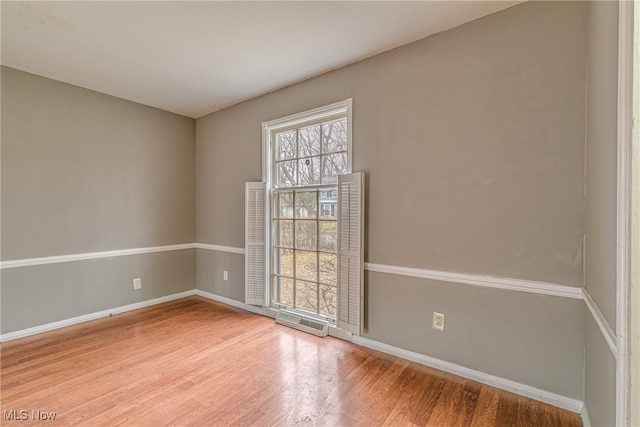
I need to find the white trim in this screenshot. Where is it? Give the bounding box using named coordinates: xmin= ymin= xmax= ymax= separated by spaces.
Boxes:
xmin=0 ymin=243 xmax=249 ymax=270
xmin=328 ymin=325 xmax=353 ymax=341
xmin=195 ymin=243 xmax=246 ymax=255
xmin=629 ymin=3 xmax=640 ymax=427
xmin=351 ymin=335 xmax=583 ymax=414
xmin=617 ymin=1 xmax=634 ymax=425
xmin=582 ymin=288 xmax=617 ymax=356
xmin=365 ymin=262 xmax=583 ymax=299
xmin=0 ymin=290 xmax=196 ymax=342
xmin=0 ymin=243 xmax=196 ymax=269
xmin=194 ymin=289 xmax=276 ymax=318
xmin=262 ymin=99 xmax=352 ymax=132
xmin=346 ymin=99 xmax=353 ymax=174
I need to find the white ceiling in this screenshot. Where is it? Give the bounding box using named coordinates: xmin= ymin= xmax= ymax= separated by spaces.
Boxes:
xmin=1 ymin=1 xmax=521 ymax=119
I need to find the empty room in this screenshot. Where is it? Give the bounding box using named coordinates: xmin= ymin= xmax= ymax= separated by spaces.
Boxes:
xmin=1 ymin=1 xmax=638 ymax=426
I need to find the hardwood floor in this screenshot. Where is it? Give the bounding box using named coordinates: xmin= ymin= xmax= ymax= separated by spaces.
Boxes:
xmin=1 ymin=297 xmax=581 ymax=426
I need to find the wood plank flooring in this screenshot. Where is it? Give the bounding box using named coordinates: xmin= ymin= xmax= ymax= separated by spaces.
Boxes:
xmin=1 ymin=297 xmax=582 ymax=426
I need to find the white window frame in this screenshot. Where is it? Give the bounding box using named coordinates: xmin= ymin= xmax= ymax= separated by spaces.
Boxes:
xmin=261 ymin=99 xmax=353 ymax=317
xmin=262 ymin=99 xmax=353 ymax=183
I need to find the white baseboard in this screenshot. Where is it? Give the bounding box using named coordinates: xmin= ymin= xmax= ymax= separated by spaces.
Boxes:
xmin=194 ymin=289 xmax=276 ymax=318
xmin=351 ymin=336 xmax=584 ymax=414
xmin=328 ymin=325 xmax=353 ymax=341
xmin=0 ymin=290 xmax=196 ymax=342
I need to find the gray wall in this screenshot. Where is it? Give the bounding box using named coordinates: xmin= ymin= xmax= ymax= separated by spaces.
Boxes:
xmin=196 ymin=1 xmax=588 ymax=399
xmin=1 ymin=67 xmax=196 ymax=333
xmin=365 ymin=273 xmax=585 ymax=399
xmin=583 ymin=1 xmax=619 ymax=426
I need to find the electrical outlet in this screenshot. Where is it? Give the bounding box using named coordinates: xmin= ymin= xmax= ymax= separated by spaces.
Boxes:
xmin=432 ymin=312 xmax=445 ymax=332
xmin=223 ymin=271 xmax=228 ymax=281
xmin=133 ymin=278 xmax=142 ymax=290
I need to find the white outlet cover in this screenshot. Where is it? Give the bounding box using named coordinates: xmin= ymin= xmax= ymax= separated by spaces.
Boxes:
xmin=432 ymin=312 xmax=445 ymax=332
xmin=133 ymin=278 xmax=142 ymax=290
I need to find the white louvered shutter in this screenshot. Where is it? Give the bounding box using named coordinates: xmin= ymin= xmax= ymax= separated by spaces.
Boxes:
xmin=337 ymin=172 xmax=364 ymax=335
xmin=245 ymin=182 xmax=266 ymax=306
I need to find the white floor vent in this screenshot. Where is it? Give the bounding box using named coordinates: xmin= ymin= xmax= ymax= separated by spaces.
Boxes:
xmin=275 ymin=310 xmax=329 ymax=337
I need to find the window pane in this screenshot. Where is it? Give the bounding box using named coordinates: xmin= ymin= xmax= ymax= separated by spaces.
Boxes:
xmin=276 ymin=192 xmax=293 ymax=218
xmin=275 ymin=248 xmax=293 ymax=277
xmin=319 ymin=190 xmax=336 ymax=220
xmin=275 ymin=219 xmax=293 ymax=248
xmin=295 ymin=280 xmax=318 ymax=312
xmin=322 ymin=118 xmax=347 ymax=153
xmin=295 ymin=250 xmax=317 ymax=282
xmin=322 ymin=153 xmax=347 ymax=184
xmin=298 ymin=157 xmax=320 ymax=186
xmin=298 ymin=125 xmax=321 ymax=157
xmin=277 ymin=161 xmax=296 ymax=187
xmin=295 ymin=191 xmax=317 ymax=219
xmin=319 ymin=221 xmax=337 ymax=252
xmin=319 ymin=284 xmax=337 ymax=317
xmin=276 ymin=130 xmax=297 ymax=160
xmin=295 ymin=220 xmax=317 ymax=250
xmin=274 ymin=277 xmax=294 ymax=307
xmin=319 ymin=253 xmax=337 ymax=285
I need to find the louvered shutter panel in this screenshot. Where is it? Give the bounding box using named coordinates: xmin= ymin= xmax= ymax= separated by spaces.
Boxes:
xmin=337 ymin=172 xmax=364 ymax=335
xmin=245 ymin=182 xmax=266 ymax=306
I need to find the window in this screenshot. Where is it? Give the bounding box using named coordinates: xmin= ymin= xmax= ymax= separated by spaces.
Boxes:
xmin=265 ymin=101 xmax=351 ymax=321
xmin=247 ymin=99 xmax=363 ymax=335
